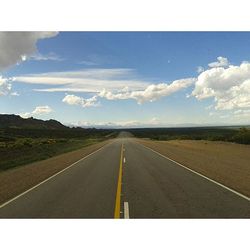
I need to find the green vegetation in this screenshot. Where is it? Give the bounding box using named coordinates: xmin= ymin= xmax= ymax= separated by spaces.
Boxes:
xmin=231 ymin=127 xmax=250 ymax=144
xmin=125 ymin=126 xmax=250 ymax=144
xmin=1 ymin=114 xmax=249 ymax=172
xmin=0 ymin=127 xmax=117 ymax=171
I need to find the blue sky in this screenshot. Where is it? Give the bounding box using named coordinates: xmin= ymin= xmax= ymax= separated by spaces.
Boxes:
xmin=1 ymin=32 xmax=250 ymax=127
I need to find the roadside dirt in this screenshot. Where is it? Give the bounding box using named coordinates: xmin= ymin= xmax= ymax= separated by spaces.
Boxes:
xmin=0 ymin=140 xmax=111 ymax=205
xmin=137 ymin=139 xmax=250 ymax=197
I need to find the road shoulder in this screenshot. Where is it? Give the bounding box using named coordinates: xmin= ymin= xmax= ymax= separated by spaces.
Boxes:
xmin=136 ymin=138 xmax=250 ymax=198
xmin=0 ymin=139 xmax=112 ymax=205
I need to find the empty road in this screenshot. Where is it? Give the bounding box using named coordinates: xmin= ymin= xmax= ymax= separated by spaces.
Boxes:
xmin=0 ymin=133 xmax=249 ymax=218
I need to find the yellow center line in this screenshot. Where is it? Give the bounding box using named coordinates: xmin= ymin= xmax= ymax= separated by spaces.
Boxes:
xmin=114 ymin=143 xmax=123 ymax=218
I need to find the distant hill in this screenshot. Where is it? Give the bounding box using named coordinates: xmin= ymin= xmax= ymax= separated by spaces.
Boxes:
xmin=0 ymin=114 xmax=67 ymax=129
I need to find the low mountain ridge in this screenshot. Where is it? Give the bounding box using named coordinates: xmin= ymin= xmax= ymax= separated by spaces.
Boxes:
xmin=0 ymin=114 xmax=67 ymax=129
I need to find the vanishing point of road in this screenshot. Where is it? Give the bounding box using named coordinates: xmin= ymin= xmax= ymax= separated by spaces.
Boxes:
xmin=0 ymin=132 xmax=249 ymax=218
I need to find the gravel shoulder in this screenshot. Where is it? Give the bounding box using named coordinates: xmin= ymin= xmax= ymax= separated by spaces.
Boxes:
xmin=137 ymin=139 xmax=250 ymax=197
xmin=0 ymin=139 xmax=112 ymax=205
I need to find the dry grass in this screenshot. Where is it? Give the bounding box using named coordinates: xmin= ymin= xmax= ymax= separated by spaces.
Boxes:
xmin=137 ymin=139 xmax=250 ymax=197
xmin=0 ymin=140 xmax=111 ymax=205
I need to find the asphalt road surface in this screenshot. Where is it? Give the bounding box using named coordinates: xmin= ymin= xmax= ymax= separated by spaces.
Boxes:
xmin=0 ymin=132 xmax=249 ymax=218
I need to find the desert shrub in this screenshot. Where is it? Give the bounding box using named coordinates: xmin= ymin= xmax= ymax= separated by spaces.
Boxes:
xmin=0 ymin=135 xmax=16 ymax=142
xmin=22 ymin=138 xmax=33 ymax=147
xmin=57 ymin=138 xmax=68 ymax=143
xmin=231 ymin=128 xmax=250 ymax=144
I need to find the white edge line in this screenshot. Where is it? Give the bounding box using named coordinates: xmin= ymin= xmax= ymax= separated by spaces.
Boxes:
xmin=0 ymin=141 xmax=114 ymax=209
xmin=138 ymin=142 xmax=250 ymax=202
xmin=124 ymin=202 xmax=129 ymax=219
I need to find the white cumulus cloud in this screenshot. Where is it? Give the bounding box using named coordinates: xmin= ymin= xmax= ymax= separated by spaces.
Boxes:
xmin=197 ymin=66 xmax=204 ymax=73
xmin=192 ymin=61 xmax=250 ymax=110
xmin=0 ymin=76 xmax=12 ymax=96
xmin=20 ymin=105 xmax=53 ymax=118
xmin=62 ymin=94 xmax=99 ymax=108
xmin=32 ymin=106 xmax=53 ymax=115
xmin=10 ymin=92 xmax=19 ymax=96
xmin=13 ymin=69 xmax=195 ymax=104
xmin=0 ymin=32 xmax=58 ymax=70
xmin=99 ymin=78 xmax=196 ymax=104
xmin=208 ymin=56 xmax=229 ymax=68
xmin=130 ymin=78 xmax=196 ymax=104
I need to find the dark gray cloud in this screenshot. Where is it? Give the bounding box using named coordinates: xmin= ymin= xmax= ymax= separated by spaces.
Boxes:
xmin=0 ymin=32 xmax=58 ymax=70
